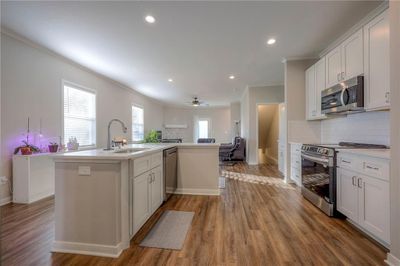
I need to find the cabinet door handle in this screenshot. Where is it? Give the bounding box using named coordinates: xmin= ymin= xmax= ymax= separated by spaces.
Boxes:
xmin=352 ymin=176 xmax=357 ymax=186
xmin=341 ymin=159 xmax=351 ymax=164
xmin=385 ymin=92 xmax=390 ymax=103
xmin=366 ymin=165 xmax=379 ymax=171
xmin=149 ymin=174 xmax=153 ymax=183
xmin=341 ymin=72 xmax=345 ymax=81
xmin=357 ymin=178 xmax=362 ymax=188
xmin=152 ymin=173 xmax=155 ymax=182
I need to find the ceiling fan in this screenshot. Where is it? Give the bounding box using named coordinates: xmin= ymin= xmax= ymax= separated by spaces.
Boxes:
xmin=187 ymin=97 xmax=208 ymax=107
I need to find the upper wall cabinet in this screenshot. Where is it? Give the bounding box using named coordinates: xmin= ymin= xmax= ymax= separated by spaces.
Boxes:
xmin=364 ymin=9 xmax=390 ymax=111
xmin=326 ymin=29 xmax=364 ymax=88
xmin=306 ymin=58 xmax=326 ymax=120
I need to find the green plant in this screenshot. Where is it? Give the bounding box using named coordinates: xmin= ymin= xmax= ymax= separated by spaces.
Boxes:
xmin=143 ymin=130 xmax=159 ymax=143
xmin=13 ymin=140 xmax=40 ymax=155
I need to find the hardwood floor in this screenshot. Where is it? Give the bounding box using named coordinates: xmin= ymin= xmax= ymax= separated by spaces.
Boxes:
xmin=1 ymin=162 xmax=387 ymax=265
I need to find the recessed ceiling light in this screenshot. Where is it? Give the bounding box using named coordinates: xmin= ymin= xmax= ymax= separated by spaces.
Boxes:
xmin=229 ymin=75 xmax=235 ymax=80
xmin=168 ymin=78 xmax=173 ymax=82
xmin=145 ymin=15 xmax=156 ymax=24
xmin=267 ymin=38 xmax=276 ymax=45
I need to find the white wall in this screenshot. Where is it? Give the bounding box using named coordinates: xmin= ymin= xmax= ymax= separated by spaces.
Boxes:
xmin=230 ymin=102 xmax=241 ymax=139
xmin=321 ymin=111 xmax=390 ymax=146
xmin=241 ymin=85 xmax=284 ymax=165
xmin=1 ymin=33 xmax=165 ymax=203
xmin=388 ymin=1 xmax=400 ymax=264
xmin=163 ymin=106 xmax=231 ymax=143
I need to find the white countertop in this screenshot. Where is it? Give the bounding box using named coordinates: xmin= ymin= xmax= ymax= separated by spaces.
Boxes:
xmin=337 ymin=149 xmax=391 ymax=160
xmin=51 ymin=143 xmax=220 ymax=160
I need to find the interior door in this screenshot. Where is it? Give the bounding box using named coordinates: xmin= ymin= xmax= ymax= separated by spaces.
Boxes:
xmin=358 ymin=175 xmax=390 ymax=243
xmin=133 ymin=171 xmax=151 ymax=233
xmin=341 ymin=28 xmax=364 ymax=80
xmin=150 ymin=166 xmax=163 ymax=212
xmin=325 ymin=46 xmax=342 ymax=88
xmin=336 ymin=168 xmax=358 ymax=221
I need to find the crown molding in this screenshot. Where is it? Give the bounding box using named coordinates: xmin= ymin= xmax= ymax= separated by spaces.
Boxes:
xmin=281 ymin=56 xmax=318 ymax=64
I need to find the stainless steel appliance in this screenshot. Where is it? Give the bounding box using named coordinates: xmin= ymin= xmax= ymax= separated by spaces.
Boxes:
xmin=321 ymin=75 xmax=364 ymax=115
xmin=163 ymin=147 xmax=177 ymax=201
xmin=301 ymin=142 xmax=387 ymax=216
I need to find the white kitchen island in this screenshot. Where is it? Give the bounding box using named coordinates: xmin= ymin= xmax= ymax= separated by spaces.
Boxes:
xmin=51 ymin=143 xmax=219 ymax=258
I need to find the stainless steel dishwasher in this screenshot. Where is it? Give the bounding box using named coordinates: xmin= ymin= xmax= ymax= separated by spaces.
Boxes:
xmin=163 ymin=147 xmax=177 ymax=201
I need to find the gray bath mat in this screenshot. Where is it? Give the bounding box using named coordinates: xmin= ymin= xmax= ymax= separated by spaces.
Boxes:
xmin=140 ymin=210 xmax=194 ymax=250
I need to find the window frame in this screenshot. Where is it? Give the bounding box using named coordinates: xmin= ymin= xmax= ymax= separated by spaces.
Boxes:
xmin=61 ymin=79 xmax=97 ymax=149
xmin=132 ymin=104 xmax=145 ymax=142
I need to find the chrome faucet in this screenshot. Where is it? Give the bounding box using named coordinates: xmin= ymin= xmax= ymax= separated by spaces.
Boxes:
xmin=105 ymin=119 xmax=128 ymax=150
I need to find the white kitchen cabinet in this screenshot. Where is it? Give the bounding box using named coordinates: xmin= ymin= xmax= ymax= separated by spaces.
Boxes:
xmin=305 ymin=65 xmax=316 ymax=120
xmin=337 ymin=168 xmax=359 ymax=222
xmin=336 ymin=151 xmax=390 ymax=245
xmin=325 ymin=46 xmax=342 ymax=88
xmin=306 ymin=58 xmax=326 ymax=120
xmin=132 ymin=171 xmax=151 ymax=235
xmin=150 ymin=165 xmax=163 ymax=213
xmin=364 ymin=9 xmax=390 ymax=111
xmin=358 ymin=174 xmax=390 ymax=243
xmin=325 ymin=29 xmax=363 ymax=88
xmin=130 ymin=152 xmax=164 ymax=237
xmin=12 ymin=154 xmax=54 ymax=204
xmin=290 ymin=143 xmax=302 ymax=186
xmin=341 ymin=28 xmax=364 ymax=80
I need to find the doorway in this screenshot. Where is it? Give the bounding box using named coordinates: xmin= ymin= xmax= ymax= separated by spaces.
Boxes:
xmin=257 ymin=104 xmax=280 ymax=164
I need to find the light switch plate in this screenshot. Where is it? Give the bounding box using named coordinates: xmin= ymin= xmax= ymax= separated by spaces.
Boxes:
xmin=78 ymin=166 xmax=91 ymax=176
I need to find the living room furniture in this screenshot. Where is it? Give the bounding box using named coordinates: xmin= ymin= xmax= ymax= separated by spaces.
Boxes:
xmin=219 ymin=137 xmax=246 ymax=161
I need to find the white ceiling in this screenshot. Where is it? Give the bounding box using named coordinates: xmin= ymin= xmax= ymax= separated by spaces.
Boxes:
xmin=1 ymin=1 xmax=381 ymax=106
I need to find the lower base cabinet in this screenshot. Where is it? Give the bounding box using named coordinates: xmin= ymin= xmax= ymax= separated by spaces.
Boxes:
xmin=129 ymin=153 xmax=163 ymax=238
xmin=337 ymin=167 xmax=390 ymax=244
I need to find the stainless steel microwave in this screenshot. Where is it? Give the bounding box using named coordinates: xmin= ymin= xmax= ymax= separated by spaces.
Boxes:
xmin=321 ymin=76 xmax=364 ymax=115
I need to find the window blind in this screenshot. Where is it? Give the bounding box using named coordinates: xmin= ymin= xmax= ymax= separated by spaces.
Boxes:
xmin=132 ymin=105 xmax=144 ymax=141
xmin=63 ymin=84 xmax=96 ymax=147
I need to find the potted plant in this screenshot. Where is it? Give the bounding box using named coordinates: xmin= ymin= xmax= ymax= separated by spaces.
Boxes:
xmin=48 ymin=142 xmax=59 ymax=153
xmin=143 ymin=130 xmax=159 ymax=143
xmin=14 ymin=140 xmax=40 ymax=155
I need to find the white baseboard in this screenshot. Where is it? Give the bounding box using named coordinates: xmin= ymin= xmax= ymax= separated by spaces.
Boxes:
xmin=386 ymin=253 xmax=400 ymax=266
xmin=52 ymin=240 xmax=126 ymax=258
xmin=0 ymin=196 xmax=11 ymax=206
xmin=174 ymin=188 xmax=220 ymax=196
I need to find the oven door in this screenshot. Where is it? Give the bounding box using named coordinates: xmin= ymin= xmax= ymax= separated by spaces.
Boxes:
xmin=301 ymin=152 xmax=335 ymax=204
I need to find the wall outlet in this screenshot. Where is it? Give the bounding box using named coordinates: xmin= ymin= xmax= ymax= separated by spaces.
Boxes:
xmin=78 ymin=166 xmax=91 ymax=176
xmin=0 ymin=176 xmax=8 ymax=185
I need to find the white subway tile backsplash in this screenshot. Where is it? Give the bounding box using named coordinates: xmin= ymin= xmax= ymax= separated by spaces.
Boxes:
xmin=321 ymin=111 xmax=390 ymax=146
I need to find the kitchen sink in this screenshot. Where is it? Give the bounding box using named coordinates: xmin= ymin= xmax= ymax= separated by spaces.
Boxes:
xmin=114 ymin=148 xmax=149 ymax=153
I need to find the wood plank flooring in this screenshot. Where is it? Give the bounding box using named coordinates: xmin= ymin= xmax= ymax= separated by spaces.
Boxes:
xmin=1 ymin=161 xmax=387 ymax=265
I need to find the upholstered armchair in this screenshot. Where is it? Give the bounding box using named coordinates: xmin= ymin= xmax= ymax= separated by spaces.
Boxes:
xmin=197 ymin=138 xmax=216 ymax=143
xmin=219 ymin=137 xmax=246 ymax=161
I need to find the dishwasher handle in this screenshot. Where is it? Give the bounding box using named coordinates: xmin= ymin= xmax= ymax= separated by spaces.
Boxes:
xmin=164 ymin=148 xmax=177 ymax=156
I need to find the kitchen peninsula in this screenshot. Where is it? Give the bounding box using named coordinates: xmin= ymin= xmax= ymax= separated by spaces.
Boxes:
xmin=51 ymin=143 xmax=219 ymax=258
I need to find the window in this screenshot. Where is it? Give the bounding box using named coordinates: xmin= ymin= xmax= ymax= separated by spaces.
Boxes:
xmin=198 ymin=120 xmax=209 ymax=138
xmin=132 ymin=105 xmax=144 ymax=141
xmin=63 ymin=82 xmax=96 ymax=147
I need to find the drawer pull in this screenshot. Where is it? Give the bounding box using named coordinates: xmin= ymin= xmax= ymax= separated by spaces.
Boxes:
xmin=366 ymin=165 xmax=379 ymax=171
xmin=352 ymin=176 xmax=357 ymax=186
xmin=341 ymin=159 xmax=351 ymax=164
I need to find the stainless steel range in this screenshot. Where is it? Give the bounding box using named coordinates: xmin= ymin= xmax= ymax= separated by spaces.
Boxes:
xmin=301 ymin=142 xmax=387 ymax=216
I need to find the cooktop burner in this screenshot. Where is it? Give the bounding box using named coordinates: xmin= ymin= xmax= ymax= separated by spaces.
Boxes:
xmin=313 ymin=142 xmax=388 ymax=149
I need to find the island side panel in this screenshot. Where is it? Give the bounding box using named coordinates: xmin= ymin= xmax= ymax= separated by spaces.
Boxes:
xmin=53 ymin=161 xmax=122 ymax=256
xmin=176 ymin=146 xmax=220 ymax=195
